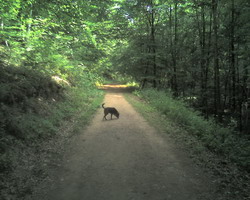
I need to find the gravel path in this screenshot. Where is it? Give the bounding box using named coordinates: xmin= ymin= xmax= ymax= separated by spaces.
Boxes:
xmin=36 ymin=92 xmax=217 ymax=200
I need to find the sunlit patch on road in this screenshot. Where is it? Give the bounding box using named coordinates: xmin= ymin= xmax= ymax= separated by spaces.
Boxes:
xmin=97 ymin=84 xmax=137 ymax=93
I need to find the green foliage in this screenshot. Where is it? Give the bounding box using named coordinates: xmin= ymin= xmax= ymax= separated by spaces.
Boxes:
xmin=0 ymin=64 xmax=104 ymax=173
xmin=0 ymin=65 xmax=62 ymax=103
xmin=0 ymin=65 xmax=61 ymax=141
xmin=109 ymin=0 xmax=250 ymax=134
xmin=134 ymin=88 xmax=250 ymax=170
xmin=0 ymin=0 xmax=117 ymax=77
xmin=0 ymin=0 xmax=112 ymax=176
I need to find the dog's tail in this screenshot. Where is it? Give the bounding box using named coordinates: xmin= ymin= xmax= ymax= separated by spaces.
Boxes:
xmin=102 ymin=103 xmax=105 ymax=109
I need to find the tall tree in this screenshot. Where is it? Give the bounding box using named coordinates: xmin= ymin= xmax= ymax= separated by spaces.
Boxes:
xmin=212 ymin=0 xmax=221 ymax=118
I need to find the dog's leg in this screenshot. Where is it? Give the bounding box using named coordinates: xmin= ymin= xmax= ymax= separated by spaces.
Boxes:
xmin=103 ymin=114 xmax=107 ymax=120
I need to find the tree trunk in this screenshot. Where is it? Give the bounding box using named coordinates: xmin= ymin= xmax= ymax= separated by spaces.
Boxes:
xmin=146 ymin=0 xmax=157 ymax=88
xmin=230 ymin=0 xmax=236 ymax=111
xmin=212 ymin=0 xmax=221 ymax=119
xmin=196 ymin=2 xmax=208 ymax=115
xmin=172 ymin=1 xmax=178 ymax=96
xmin=168 ymin=1 xmax=178 ymax=96
xmin=150 ymin=1 xmax=157 ymax=88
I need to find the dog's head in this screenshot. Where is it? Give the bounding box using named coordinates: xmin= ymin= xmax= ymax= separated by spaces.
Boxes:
xmin=115 ymin=112 xmax=120 ymax=119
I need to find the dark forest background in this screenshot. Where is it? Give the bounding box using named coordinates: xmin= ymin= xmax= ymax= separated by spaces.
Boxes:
xmin=112 ymin=0 xmax=250 ymax=135
xmin=1 ymin=0 xmax=250 ymax=133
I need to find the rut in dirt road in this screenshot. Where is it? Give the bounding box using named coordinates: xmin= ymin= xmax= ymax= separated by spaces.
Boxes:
xmin=37 ymin=92 xmax=217 ymax=200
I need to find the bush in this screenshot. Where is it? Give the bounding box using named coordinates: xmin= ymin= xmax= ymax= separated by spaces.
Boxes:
xmin=0 ymin=64 xmax=104 ymax=173
xmin=0 ymin=65 xmax=63 ymax=105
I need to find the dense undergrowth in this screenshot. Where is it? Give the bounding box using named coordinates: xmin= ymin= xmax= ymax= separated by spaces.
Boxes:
xmin=0 ymin=64 xmax=103 ymax=176
xmin=133 ymin=89 xmax=250 ymax=171
xmin=126 ymin=90 xmax=250 ymax=200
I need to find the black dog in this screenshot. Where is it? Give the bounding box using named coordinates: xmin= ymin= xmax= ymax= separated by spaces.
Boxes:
xmin=102 ymin=103 xmax=119 ymax=120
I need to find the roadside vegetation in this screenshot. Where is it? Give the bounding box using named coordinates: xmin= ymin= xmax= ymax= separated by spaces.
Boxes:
xmin=125 ymin=89 xmax=250 ymax=200
xmin=133 ymin=89 xmax=250 ymax=170
xmin=1 ymin=2 xmax=107 ymax=196
xmin=0 ymin=64 xmax=103 ymax=199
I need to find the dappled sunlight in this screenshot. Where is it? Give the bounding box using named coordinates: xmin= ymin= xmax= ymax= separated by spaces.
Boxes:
xmin=98 ymin=84 xmax=128 ymax=89
xmin=52 ymin=76 xmax=70 ymax=86
xmin=97 ymin=84 xmax=138 ymax=93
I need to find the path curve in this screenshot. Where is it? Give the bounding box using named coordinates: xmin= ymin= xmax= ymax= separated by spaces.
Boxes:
xmin=36 ymin=91 xmax=216 ymax=200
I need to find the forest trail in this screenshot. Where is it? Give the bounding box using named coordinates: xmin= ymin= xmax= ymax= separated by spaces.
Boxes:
xmin=34 ymin=89 xmax=217 ymax=200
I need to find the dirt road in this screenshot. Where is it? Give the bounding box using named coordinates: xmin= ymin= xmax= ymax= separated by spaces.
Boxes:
xmin=35 ymin=92 xmax=217 ymax=200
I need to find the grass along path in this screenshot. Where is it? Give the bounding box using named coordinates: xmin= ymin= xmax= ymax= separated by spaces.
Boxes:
xmin=0 ymin=87 xmax=104 ymax=200
xmin=124 ymin=93 xmax=250 ymax=200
